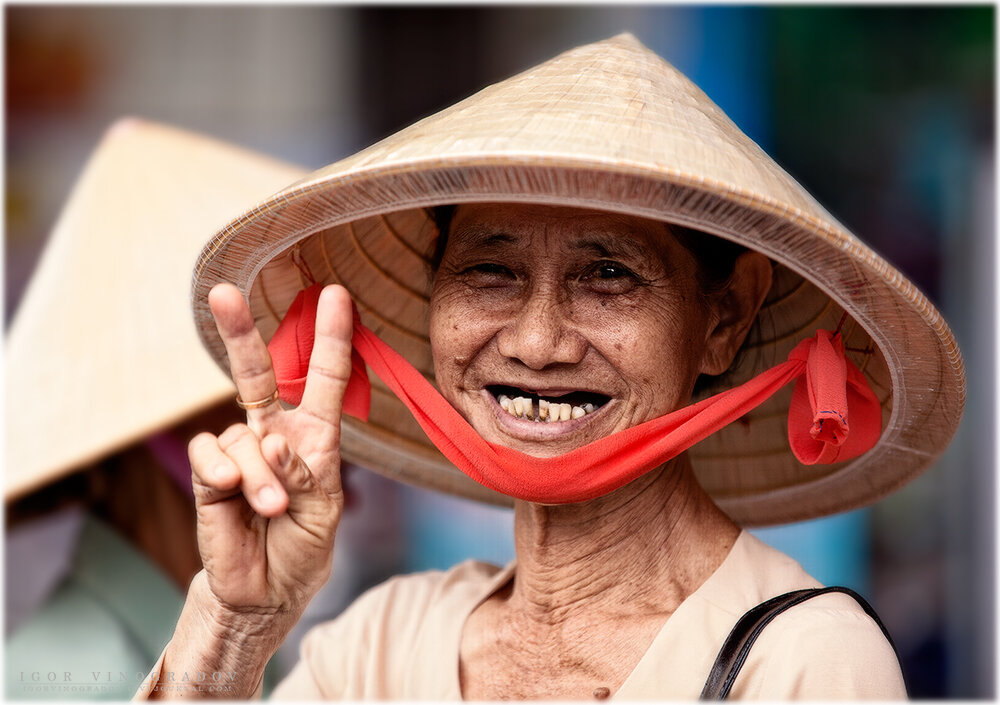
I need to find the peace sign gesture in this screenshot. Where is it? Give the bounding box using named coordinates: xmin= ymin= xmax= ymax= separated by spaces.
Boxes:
xmin=187 ymin=281 xmax=354 ymax=617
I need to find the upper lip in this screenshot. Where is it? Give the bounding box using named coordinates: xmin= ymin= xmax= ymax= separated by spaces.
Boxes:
xmin=483 ymin=381 xmax=613 ymax=398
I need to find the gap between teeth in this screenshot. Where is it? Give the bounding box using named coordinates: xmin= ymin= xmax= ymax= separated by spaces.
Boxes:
xmin=497 ymin=395 xmax=596 ymax=422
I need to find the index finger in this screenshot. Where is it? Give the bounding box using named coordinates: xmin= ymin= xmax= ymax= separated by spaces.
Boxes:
xmin=209 ymin=282 xmax=281 ymax=427
xmin=298 ymin=284 xmax=356 ymax=426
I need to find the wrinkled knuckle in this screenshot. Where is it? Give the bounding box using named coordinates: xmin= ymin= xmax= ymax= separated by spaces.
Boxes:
xmin=234 ymin=361 xmax=275 ymax=384
xmin=307 ymin=361 xmax=351 ymax=385
xmin=191 ymin=476 xmax=215 ymax=495
xmin=298 ymin=406 xmax=340 ymax=428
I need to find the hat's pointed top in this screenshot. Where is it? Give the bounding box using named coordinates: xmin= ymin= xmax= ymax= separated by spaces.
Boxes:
xmin=612 ymin=31 xmax=640 ymax=43
xmin=301 ymin=33 xmax=828 ymax=222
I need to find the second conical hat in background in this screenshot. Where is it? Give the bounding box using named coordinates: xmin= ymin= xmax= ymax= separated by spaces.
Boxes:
xmin=190 ymin=34 xmax=965 ymax=525
xmin=5 ymin=119 xmax=307 ymax=501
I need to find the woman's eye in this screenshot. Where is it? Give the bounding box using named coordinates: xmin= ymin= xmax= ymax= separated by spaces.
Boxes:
xmin=462 ymin=263 xmax=516 ymax=285
xmin=592 ymin=262 xmax=630 ymax=279
xmin=580 ymin=261 xmax=639 ymax=292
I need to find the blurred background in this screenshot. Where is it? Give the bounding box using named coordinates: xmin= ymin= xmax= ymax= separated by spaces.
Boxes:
xmin=4 ymin=5 xmax=993 ymax=699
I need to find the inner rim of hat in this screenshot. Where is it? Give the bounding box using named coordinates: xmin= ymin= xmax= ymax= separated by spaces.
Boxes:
xmin=198 ymin=161 xmax=911 ymax=394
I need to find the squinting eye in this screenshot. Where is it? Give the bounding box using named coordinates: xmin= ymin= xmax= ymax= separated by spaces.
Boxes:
xmin=462 ymin=263 xmax=516 ymax=286
xmin=471 ymin=263 xmax=511 ymax=275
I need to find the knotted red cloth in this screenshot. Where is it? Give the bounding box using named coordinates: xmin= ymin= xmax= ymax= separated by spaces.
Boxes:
xmin=267 ymin=284 xmax=881 ymax=504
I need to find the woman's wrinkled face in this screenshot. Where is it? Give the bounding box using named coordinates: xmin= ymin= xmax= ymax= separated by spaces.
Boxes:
xmin=429 ymin=203 xmax=723 ymax=457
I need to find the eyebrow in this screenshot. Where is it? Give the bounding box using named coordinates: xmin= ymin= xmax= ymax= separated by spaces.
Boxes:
xmin=451 ymin=224 xmax=660 ymax=262
xmin=450 ymin=226 xmax=519 ymax=250
xmin=571 ymin=235 xmax=653 ymax=263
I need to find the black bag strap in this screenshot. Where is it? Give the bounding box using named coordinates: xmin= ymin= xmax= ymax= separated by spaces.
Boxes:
xmin=699 ymin=586 xmax=899 ymax=700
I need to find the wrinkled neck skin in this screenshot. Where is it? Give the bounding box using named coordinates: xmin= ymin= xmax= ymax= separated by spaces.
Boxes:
xmin=508 ymin=452 xmax=739 ymax=624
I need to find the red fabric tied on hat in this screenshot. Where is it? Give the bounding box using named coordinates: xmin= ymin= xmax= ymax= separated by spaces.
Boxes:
xmin=786 ymin=329 xmax=881 ymax=465
xmin=269 ymin=283 xmax=371 ymax=420
xmin=267 ymin=284 xmax=882 ymax=504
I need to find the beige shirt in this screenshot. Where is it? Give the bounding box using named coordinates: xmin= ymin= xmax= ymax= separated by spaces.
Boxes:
xmin=273 ymin=531 xmax=905 ymax=699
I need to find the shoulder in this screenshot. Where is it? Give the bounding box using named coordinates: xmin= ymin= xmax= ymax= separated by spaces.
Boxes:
xmin=700 ymin=533 xmax=905 ymax=698
xmin=732 ymin=587 xmax=906 ymax=698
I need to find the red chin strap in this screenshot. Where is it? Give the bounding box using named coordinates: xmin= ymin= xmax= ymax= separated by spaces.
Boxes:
xmin=267 ymin=284 xmax=882 ymax=504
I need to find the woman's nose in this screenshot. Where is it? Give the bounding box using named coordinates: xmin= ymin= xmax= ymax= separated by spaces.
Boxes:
xmin=496 ymin=288 xmax=586 ymax=369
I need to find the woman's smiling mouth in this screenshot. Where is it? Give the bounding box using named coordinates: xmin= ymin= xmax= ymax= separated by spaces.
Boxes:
xmin=482 ymin=385 xmax=612 ymax=440
xmin=487 ymin=385 xmax=609 ymax=422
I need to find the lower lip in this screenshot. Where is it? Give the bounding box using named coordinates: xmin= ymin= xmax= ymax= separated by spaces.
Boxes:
xmin=482 ymin=390 xmax=610 ymax=440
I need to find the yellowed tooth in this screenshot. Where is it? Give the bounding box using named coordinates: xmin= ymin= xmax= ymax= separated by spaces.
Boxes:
xmin=513 ymin=397 xmax=524 ymax=417
xmin=538 ymin=399 xmax=549 ymax=420
xmin=571 ymin=405 xmax=585 ymax=419
xmin=583 ymin=402 xmax=595 ymax=414
xmin=559 ymin=403 xmax=572 ymax=421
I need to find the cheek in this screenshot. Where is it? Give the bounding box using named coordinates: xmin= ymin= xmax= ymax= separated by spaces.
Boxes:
xmin=428 ymin=284 xmax=501 ymax=389
xmin=583 ymin=295 xmax=709 ymax=399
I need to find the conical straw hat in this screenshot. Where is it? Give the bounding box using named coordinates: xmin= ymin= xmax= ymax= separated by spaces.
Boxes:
xmin=190 ymin=34 xmax=965 ymax=526
xmin=4 ymin=118 xmax=307 ymax=502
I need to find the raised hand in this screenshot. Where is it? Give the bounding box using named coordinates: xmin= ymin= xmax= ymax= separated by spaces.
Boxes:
xmin=189 ymin=282 xmax=355 ymax=614
xmin=149 ymin=282 xmax=355 ymax=699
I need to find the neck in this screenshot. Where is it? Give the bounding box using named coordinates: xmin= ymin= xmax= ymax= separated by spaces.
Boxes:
xmin=508 ymin=454 xmax=739 ymax=624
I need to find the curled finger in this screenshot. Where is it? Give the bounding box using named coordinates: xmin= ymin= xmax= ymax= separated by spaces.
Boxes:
xmin=188 ymin=432 xmax=243 ymax=506
xmin=217 ymin=424 xmax=288 ymax=517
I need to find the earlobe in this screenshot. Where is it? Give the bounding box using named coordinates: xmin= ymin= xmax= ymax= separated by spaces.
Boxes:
xmin=700 ymin=252 xmax=773 ymax=376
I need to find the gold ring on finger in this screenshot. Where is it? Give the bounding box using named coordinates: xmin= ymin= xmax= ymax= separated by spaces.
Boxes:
xmin=236 ymin=388 xmax=280 ymax=410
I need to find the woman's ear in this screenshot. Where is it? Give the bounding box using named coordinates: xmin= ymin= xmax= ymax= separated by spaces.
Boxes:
xmin=700 ymin=252 xmax=773 ymax=376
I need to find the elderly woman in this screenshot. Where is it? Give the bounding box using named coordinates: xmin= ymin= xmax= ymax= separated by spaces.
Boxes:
xmin=146 ymin=34 xmax=964 ymax=699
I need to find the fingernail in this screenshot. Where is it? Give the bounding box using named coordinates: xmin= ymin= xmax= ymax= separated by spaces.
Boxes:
xmin=258 ymin=485 xmax=279 ymax=509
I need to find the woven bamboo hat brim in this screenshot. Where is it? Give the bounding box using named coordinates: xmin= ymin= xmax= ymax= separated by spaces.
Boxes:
xmin=191 ymin=33 xmax=965 ymax=526
xmin=4 ymin=118 xmax=307 ymax=502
